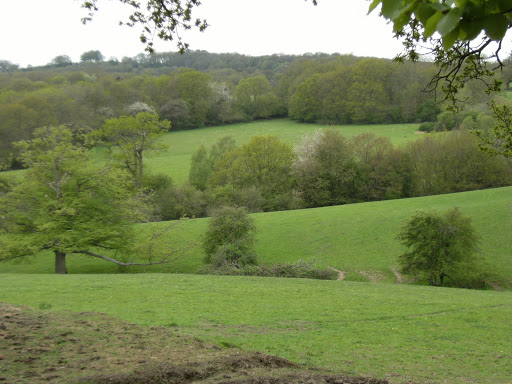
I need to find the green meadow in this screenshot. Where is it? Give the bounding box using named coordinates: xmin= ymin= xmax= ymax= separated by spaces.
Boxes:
xmin=2 ymin=120 xmax=511 ymax=384
xmin=1 ymin=273 xmax=511 ymax=384
xmin=93 ymin=119 xmax=421 ymax=184
xmin=2 ymin=186 xmax=511 ymax=289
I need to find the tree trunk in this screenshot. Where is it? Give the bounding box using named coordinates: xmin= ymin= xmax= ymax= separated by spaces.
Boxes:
xmin=439 ymin=272 xmax=445 ymax=287
xmin=55 ymin=251 xmax=67 ymax=274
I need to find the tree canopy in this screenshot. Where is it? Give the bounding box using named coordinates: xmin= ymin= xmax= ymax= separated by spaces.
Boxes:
xmin=368 ymin=0 xmax=509 ymax=106
xmin=397 ymin=207 xmax=480 ymax=287
xmin=0 ymin=125 xmax=183 ymax=273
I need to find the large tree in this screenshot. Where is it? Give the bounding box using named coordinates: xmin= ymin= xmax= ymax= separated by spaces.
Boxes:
xmin=0 ymin=126 xmax=182 ymax=274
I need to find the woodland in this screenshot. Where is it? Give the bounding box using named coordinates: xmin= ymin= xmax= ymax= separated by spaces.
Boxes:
xmin=2 ymin=49 xmax=512 ymax=170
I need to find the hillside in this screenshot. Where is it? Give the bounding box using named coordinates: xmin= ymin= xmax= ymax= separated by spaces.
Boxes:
xmin=90 ymin=119 xmax=422 ymax=184
xmin=2 ymin=186 xmax=510 ymax=288
xmin=1 ymin=274 xmax=511 ymax=384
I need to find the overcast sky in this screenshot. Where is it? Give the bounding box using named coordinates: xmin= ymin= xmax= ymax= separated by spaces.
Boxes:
xmin=0 ymin=0 xmax=405 ymax=67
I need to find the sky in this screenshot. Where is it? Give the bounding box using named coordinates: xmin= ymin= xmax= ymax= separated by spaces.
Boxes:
xmin=0 ymin=0 xmax=406 ymax=68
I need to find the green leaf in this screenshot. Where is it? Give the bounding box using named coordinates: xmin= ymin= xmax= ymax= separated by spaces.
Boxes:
xmin=459 ymin=19 xmax=483 ymax=40
xmin=424 ymin=11 xmax=444 ymax=37
xmin=368 ymin=0 xmax=383 ymax=14
xmin=454 ymin=0 xmax=468 ymax=7
xmin=381 ymin=0 xmax=403 ymax=19
xmin=437 ymin=8 xmax=462 ymax=36
xmin=498 ymin=0 xmax=512 ymax=13
xmin=393 ymin=11 xmax=413 ymax=32
xmin=417 ymin=3 xmax=436 ymax=25
xmin=442 ymin=26 xmax=460 ymax=49
xmin=484 ymin=14 xmax=509 ymax=40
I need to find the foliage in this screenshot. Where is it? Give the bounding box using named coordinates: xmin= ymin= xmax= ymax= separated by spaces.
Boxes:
xmin=49 ymin=55 xmax=73 ymax=67
xmin=369 ymin=0 xmax=512 ymax=156
xmin=188 ymin=136 xmax=238 ymax=191
xmin=404 ymin=130 xmax=512 ymax=196
xmin=369 ymin=0 xmax=505 ymax=106
xmin=293 ymin=129 xmax=358 ymax=207
xmin=0 ymin=126 xmax=139 ymax=273
xmin=397 ymin=207 xmax=480 ymax=287
xmin=125 ymin=101 xmax=156 ymax=115
xmin=475 ymin=100 xmax=512 ymax=157
xmin=0 ymin=126 xmax=189 ymax=274
xmin=209 ymin=135 xmax=296 ymax=211
xmin=81 ymin=0 xmax=207 ymax=53
xmin=95 ymin=112 xmax=171 ymax=185
xmin=234 ymin=75 xmax=284 ymax=119
xmin=80 ymin=50 xmax=104 ymax=63
xmin=202 ymin=206 xmax=257 ymax=267
xmin=151 ymin=183 xmax=208 ymax=221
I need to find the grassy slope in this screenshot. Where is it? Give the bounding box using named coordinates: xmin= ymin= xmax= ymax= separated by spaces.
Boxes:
xmin=0 ymin=274 xmax=511 ymax=384
xmin=2 ymin=186 xmax=511 ymax=287
xmin=94 ymin=119 xmax=420 ymax=185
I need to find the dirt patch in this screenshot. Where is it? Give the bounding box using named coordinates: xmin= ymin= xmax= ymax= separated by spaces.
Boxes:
xmin=0 ymin=302 xmax=388 ymax=384
xmin=414 ymin=131 xmax=425 ymax=134
xmin=392 ymin=269 xmax=404 ymax=284
xmin=328 ymin=266 xmax=346 ymax=281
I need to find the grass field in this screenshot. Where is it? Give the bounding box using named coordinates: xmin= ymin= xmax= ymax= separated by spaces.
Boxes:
xmin=1 ymin=273 xmax=511 ymax=384
xmin=3 ymin=186 xmax=511 ymax=288
xmin=89 ymin=119 xmax=421 ymax=184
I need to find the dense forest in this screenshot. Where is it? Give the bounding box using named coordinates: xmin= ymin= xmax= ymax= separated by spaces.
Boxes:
xmin=2 ymin=50 xmax=510 ymax=169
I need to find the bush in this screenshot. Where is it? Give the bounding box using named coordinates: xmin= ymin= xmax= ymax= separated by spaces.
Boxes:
xmin=397 ymin=207 xmax=480 ymax=287
xmin=418 ymin=121 xmax=435 ymax=132
xmin=202 ymin=206 xmax=257 ymax=266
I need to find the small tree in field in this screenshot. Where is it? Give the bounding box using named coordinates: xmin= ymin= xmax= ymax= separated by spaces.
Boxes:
xmin=397 ymin=208 xmax=479 ymax=287
xmin=96 ymin=112 xmax=170 ymax=186
xmin=202 ymin=206 xmax=257 ymax=268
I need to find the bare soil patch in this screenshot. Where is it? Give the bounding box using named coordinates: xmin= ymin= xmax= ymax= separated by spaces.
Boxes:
xmin=0 ymin=302 xmax=387 ymax=384
xmin=328 ymin=266 xmax=346 ymax=281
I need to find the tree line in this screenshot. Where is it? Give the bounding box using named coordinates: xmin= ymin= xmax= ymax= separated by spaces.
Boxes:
xmin=3 ymin=50 xmax=508 ymax=170
xmin=147 ymin=129 xmax=512 ymax=221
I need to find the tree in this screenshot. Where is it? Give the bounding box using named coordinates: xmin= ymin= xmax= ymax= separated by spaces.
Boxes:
xmin=202 ymin=206 xmax=257 ymax=268
xmin=0 ymin=126 xmax=183 ymax=274
xmin=235 ymin=75 xmax=281 ymax=119
xmin=80 ymin=50 xmax=105 ymax=63
xmin=209 ymin=135 xmax=295 ymax=211
xmin=188 ymin=136 xmax=237 ymax=191
xmin=188 ymin=144 xmax=211 ymax=191
xmin=368 ymin=0 xmax=512 ymax=155
xmin=82 ymin=0 xmax=208 ymax=53
xmin=49 ymin=55 xmax=73 ymax=67
xmin=369 ymin=0 xmax=506 ymax=104
xmin=397 ymin=207 xmax=479 ymax=287
xmin=96 ymin=112 xmax=171 ymax=185
xmin=293 ymin=129 xmax=358 ymax=207
xmin=0 ymin=60 xmax=19 ymax=73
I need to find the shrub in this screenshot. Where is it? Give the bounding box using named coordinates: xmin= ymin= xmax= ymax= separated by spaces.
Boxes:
xmin=202 ymin=206 xmax=257 ymax=266
xmin=418 ymin=121 xmax=435 ymax=132
xmin=397 ymin=207 xmax=480 ymax=287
